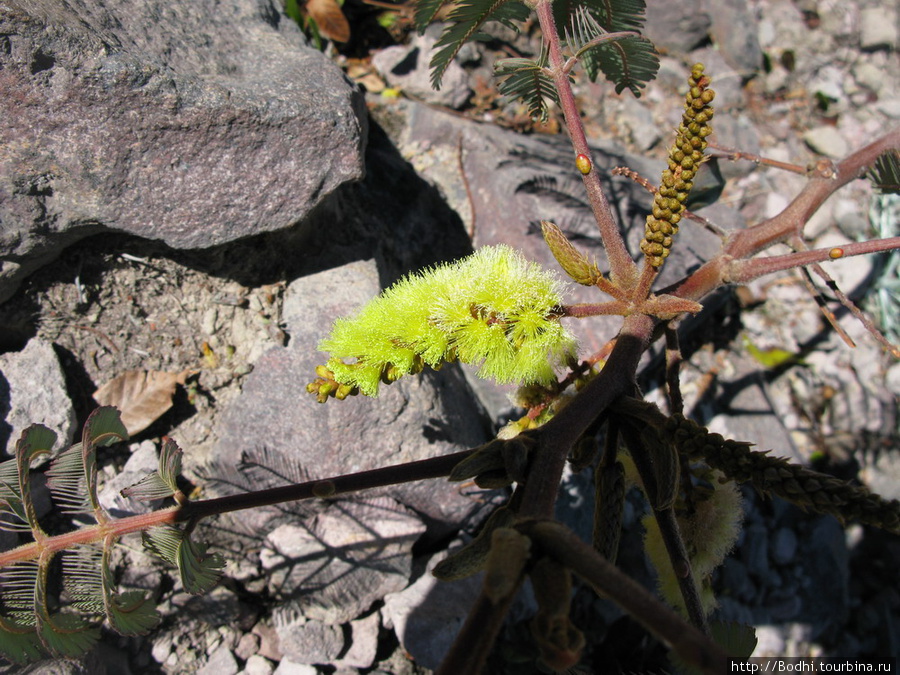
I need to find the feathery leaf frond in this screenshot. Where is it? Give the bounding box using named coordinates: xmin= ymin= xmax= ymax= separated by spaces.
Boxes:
xmin=429 ymin=0 xmax=530 ymax=89
xmin=495 ymin=55 xmax=561 ymax=122
xmin=143 ymin=525 xmax=224 ymax=595
xmin=14 ymin=425 xmax=57 ymax=537
xmin=122 ymin=437 xmax=184 ymax=501
xmin=415 ymin=0 xmax=450 ymax=32
xmin=62 ymin=541 xmax=158 ymax=636
xmin=45 ymin=407 xmax=128 ymax=522
xmin=868 ymin=149 xmax=900 ymax=194
xmin=555 ymin=0 xmax=658 ymax=95
xmin=580 ymin=34 xmax=658 ymax=95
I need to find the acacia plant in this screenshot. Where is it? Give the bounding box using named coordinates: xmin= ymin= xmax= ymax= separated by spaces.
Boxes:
xmin=2 ymin=0 xmax=900 ymax=671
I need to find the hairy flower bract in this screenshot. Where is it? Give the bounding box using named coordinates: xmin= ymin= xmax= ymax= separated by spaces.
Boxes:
xmin=317 ymin=245 xmax=577 ymax=397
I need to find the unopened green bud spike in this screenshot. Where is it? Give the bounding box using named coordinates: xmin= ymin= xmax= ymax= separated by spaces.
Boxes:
xmin=640 ymin=64 xmax=715 ymax=268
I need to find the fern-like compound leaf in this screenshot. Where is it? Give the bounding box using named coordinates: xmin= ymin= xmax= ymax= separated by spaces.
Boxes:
xmin=143 ymin=525 xmax=224 ymax=595
xmin=45 ymin=444 xmax=93 ymax=516
xmin=122 ymin=437 xmax=184 ymax=501
xmin=580 ymin=34 xmax=658 ymax=96
xmin=60 ymin=543 xmax=160 ymax=636
xmin=415 ymin=0 xmax=450 ymax=32
xmin=46 ymin=406 xmax=128 ymax=522
xmin=555 ymin=0 xmax=658 ymax=95
xmin=0 ymin=614 xmax=43 ymax=665
xmin=31 ymin=550 xmax=101 ymax=659
xmin=13 ymin=425 xmax=57 ymax=537
xmin=868 ymin=149 xmax=900 ymax=195
xmin=0 ymin=452 xmax=30 ymax=533
xmin=429 ymin=0 xmax=530 ymax=89
xmin=0 ymin=560 xmax=40 ymax=624
xmin=495 ymin=55 xmax=561 ymax=122
xmin=35 ymin=611 xmax=101 ymax=660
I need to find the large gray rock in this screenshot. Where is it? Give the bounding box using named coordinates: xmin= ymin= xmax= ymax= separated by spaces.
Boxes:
xmin=0 ymin=0 xmax=368 ymax=303
xmin=214 ymin=256 xmax=492 ymax=538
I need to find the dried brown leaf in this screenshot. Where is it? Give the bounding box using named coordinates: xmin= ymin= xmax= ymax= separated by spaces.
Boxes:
xmin=93 ymin=370 xmax=189 ymax=436
xmin=305 ymin=0 xmax=350 ymax=42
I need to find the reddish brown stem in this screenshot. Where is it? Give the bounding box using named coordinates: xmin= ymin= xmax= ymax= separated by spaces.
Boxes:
xmin=534 ymin=0 xmax=638 ymax=289
xmin=726 ymin=236 xmax=900 ymax=284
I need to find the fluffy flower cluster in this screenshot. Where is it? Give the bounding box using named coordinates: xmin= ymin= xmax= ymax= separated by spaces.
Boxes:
xmin=640 ymin=63 xmax=715 ymax=267
xmin=311 ymin=246 xmax=577 ymax=399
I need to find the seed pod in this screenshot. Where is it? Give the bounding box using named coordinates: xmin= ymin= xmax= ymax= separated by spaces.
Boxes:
xmin=575 ymin=153 xmax=592 ymax=175
xmin=432 ymin=505 xmax=517 ymax=581
xmin=483 ymin=528 xmax=531 ymax=604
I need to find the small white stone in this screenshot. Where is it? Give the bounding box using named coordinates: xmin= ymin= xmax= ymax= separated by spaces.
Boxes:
xmin=860 ymin=7 xmax=898 ymax=50
xmin=803 ymin=126 xmax=849 ymax=158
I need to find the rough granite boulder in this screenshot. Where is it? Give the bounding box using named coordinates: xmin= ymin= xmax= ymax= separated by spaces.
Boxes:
xmin=0 ymin=0 xmax=367 ymax=303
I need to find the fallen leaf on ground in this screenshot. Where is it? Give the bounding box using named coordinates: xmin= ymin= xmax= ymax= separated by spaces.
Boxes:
xmin=93 ymin=370 xmax=191 ymax=436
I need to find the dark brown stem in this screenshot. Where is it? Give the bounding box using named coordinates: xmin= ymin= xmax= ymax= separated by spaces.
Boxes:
xmin=518 ymin=313 xmax=655 ymax=520
xmin=435 ymin=584 xmax=521 ymax=675
xmin=665 ymin=324 xmax=684 ymax=415
xmin=519 ymin=520 xmax=731 ymax=675
xmin=0 ymin=449 xmax=475 ymax=568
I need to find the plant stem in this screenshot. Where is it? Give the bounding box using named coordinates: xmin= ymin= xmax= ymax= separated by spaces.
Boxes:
xmin=518 ymin=313 xmax=655 ymax=520
xmin=519 ymin=520 xmax=731 ymax=674
xmin=534 ymin=0 xmax=638 ymax=289
xmin=0 ymin=449 xmax=475 ymax=568
xmin=726 ymin=236 xmax=900 ymax=283
xmin=435 ymin=584 xmax=522 ymax=675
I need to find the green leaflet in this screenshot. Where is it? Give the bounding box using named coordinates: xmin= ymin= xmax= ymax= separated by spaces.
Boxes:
xmin=315 ymin=245 xmax=577 ymax=398
xmin=46 ymin=405 xmax=128 ymax=522
xmin=868 ymin=149 xmax=900 ymax=195
xmin=143 ymin=525 xmax=224 ymax=595
xmin=495 ymin=55 xmax=562 ymax=122
xmin=63 ymin=544 xmax=160 ymax=637
xmin=428 ymin=0 xmax=530 ymax=90
xmin=122 ymin=437 xmax=184 ymax=501
xmin=556 ymin=0 xmax=658 ymax=96
xmin=0 ymin=409 xmax=159 ymax=663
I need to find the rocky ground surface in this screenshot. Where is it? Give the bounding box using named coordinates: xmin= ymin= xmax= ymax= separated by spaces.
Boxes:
xmin=1 ymin=0 xmax=899 ymax=672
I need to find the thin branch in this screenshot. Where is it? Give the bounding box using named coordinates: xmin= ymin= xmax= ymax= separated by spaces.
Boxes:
xmin=0 ymin=448 xmax=475 ymax=568
xmin=706 ymin=142 xmax=810 ymax=175
xmin=725 ymin=129 xmax=900 ymax=260
xmin=519 ymin=520 xmax=732 ymax=675
xmin=534 ymin=0 xmax=639 ymax=289
xmin=618 ymin=423 xmax=709 ymax=634
xmin=725 ymin=236 xmax=900 ymax=284
xmin=612 ymin=166 xmax=728 ymax=238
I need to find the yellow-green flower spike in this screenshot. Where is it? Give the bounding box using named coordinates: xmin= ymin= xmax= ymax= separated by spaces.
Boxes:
xmin=640 ymin=63 xmax=715 ymax=268
xmin=311 ymin=246 xmax=577 ymax=399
